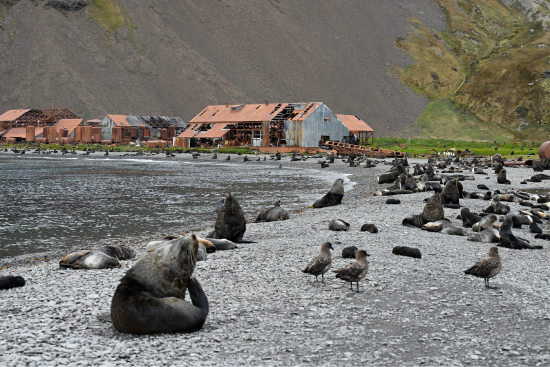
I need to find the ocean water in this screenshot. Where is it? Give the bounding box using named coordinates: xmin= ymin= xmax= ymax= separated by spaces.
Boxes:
xmin=0 ymin=154 xmax=351 ymax=259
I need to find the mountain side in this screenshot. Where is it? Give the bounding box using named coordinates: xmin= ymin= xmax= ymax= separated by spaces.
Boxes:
xmin=396 ymin=0 xmax=550 ymax=141
xmin=0 ymin=0 xmax=445 ymax=136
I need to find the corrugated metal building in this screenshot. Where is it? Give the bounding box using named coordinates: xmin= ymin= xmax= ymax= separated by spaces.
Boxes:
xmin=177 ymin=102 xmax=374 ymax=151
xmin=0 ymin=108 xmax=80 ymax=131
xmin=99 ymin=115 xmax=187 ymax=142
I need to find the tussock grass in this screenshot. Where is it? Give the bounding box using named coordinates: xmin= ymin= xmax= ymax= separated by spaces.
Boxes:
xmin=89 ymin=0 xmax=126 ymax=33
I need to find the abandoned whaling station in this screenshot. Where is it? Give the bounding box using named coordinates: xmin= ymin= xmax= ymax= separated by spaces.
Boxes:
xmin=0 ymin=102 xmax=406 ymax=156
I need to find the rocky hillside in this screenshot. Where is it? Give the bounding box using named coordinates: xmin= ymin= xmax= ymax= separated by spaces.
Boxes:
xmin=1 ymin=1 xmax=547 ymax=140
xmin=396 ymin=0 xmax=550 ymax=141
xmin=0 ymin=0 xmax=445 ymax=137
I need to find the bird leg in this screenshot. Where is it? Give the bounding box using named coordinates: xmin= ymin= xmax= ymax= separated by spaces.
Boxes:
xmin=349 ymin=282 xmax=353 ymax=290
xmin=321 ymin=274 xmax=325 ymax=283
xmin=315 ymin=276 xmax=318 ymax=283
xmin=356 ymin=282 xmax=360 ymax=293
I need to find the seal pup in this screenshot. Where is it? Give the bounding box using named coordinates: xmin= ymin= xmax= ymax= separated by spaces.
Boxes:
xmin=334 ymin=250 xmax=369 ymax=292
xmin=207 ymin=193 xmax=249 ymax=243
xmin=329 ymin=219 xmax=350 ymax=231
xmin=385 ymin=198 xmax=401 ymax=205
xmin=59 ymin=250 xmax=121 ymax=269
xmin=534 ymin=233 xmax=550 ymax=240
xmin=313 ymin=178 xmax=344 ymax=208
xmin=464 ymin=247 xmax=502 ymax=288
xmin=254 ymin=200 xmax=290 ymax=222
xmin=99 ymin=246 xmax=136 ymax=260
xmin=423 ymin=221 xmax=468 ymax=236
xmin=440 ymin=179 xmax=463 ymax=205
xmin=392 ymin=246 xmax=421 ymax=259
xmin=302 ymin=241 xmax=333 ymax=283
xmin=111 ymin=234 xmax=208 ymax=334
xmin=0 ymin=276 xmax=26 ymax=290
xmin=342 ymin=246 xmax=358 ymax=259
xmin=472 ymin=214 xmax=497 ymax=232
xmin=497 ymin=169 xmax=511 ymax=184
xmin=360 ymin=223 xmax=379 ymax=233
xmin=468 ymin=228 xmax=500 ymax=243
xmin=460 ymin=208 xmax=482 ymax=228
xmin=205 ymin=238 xmax=237 ymax=251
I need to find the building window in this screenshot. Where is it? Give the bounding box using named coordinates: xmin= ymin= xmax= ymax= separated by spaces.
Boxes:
xmin=324 ymin=116 xmax=331 ymax=122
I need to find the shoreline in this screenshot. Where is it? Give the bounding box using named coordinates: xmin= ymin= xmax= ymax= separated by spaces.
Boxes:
xmin=1 ymin=157 xmax=550 ymax=366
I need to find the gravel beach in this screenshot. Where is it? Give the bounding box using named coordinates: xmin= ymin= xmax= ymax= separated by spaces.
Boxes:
xmin=1 ymin=153 xmax=550 ymax=366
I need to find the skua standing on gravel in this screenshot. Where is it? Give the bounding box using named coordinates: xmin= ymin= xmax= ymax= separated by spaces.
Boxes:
xmin=302 ymin=241 xmax=333 ymax=283
xmin=334 ymin=249 xmax=370 ymax=292
xmin=464 ymin=247 xmax=502 ymax=288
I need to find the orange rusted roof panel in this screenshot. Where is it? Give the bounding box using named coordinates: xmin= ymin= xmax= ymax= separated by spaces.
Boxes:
xmin=4 ymin=127 xmax=44 ymax=138
xmin=190 ymin=103 xmax=289 ymax=123
xmin=195 ymin=123 xmax=234 ymax=138
xmin=107 ymin=114 xmax=130 ymax=127
xmin=337 ymin=114 xmax=374 ymax=133
xmin=290 ymin=102 xmax=321 ymax=121
xmin=177 ymin=123 xmax=202 ymax=138
xmin=54 ymin=119 xmax=84 ymax=134
xmin=0 ymin=109 xmax=31 ymax=122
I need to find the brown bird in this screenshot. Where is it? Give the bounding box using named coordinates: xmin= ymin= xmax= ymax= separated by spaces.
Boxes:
xmin=302 ymin=242 xmax=333 ymax=283
xmin=464 ymin=247 xmax=502 ymax=288
xmin=334 ymin=250 xmax=369 ymax=292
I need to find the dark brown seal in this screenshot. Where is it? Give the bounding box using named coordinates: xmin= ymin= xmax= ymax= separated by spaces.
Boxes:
xmin=313 ymin=178 xmax=344 ymax=208
xmin=207 ymin=193 xmax=248 ymax=242
xmin=0 ymin=276 xmax=26 ymax=290
xmin=110 ymin=234 xmax=209 ymax=334
xmin=254 ymin=200 xmax=290 ymax=222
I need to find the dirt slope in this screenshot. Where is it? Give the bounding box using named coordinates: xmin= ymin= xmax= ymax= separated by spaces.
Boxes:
xmin=0 ymin=0 xmax=444 ymax=136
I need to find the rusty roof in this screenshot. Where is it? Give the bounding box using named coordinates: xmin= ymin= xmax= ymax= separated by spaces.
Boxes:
xmin=195 ymin=123 xmax=234 ymax=139
xmin=4 ymin=127 xmax=44 ymax=138
xmin=0 ymin=109 xmax=31 ymax=122
xmin=290 ymin=102 xmax=321 ymax=122
xmin=337 ymin=114 xmax=374 ymax=133
xmin=177 ymin=123 xmax=202 ymax=138
xmin=54 ymin=119 xmax=85 ymax=134
xmin=190 ymin=103 xmax=289 ymax=124
xmin=107 ymin=115 xmax=130 ymax=127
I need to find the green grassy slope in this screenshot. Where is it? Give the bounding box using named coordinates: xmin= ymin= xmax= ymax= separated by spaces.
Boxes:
xmin=395 ymin=0 xmax=550 ymax=142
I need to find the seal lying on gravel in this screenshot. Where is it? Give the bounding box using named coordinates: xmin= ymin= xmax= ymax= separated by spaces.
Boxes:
xmin=254 ymin=200 xmax=290 ymax=222
xmin=302 ymin=241 xmax=333 ymax=283
xmin=111 ymin=234 xmax=209 ymax=334
xmin=334 ymin=250 xmax=369 ymax=292
xmin=99 ymin=246 xmax=136 ymax=260
xmin=328 ymin=219 xmax=350 ymax=231
xmin=468 ymin=228 xmax=500 ymax=243
xmin=205 ymin=238 xmax=236 ymax=251
xmin=402 ymin=193 xmax=445 ymax=228
xmin=471 ymin=214 xmax=497 ymax=232
xmin=0 ymin=276 xmax=26 ymax=290
xmin=146 ymin=237 xmax=215 ymax=261
xmin=392 ymin=246 xmax=421 ymax=259
xmin=464 ymin=247 xmax=501 ymax=288
xmin=360 ymin=223 xmax=378 ymax=233
xmin=342 ymin=246 xmax=358 ymax=259
xmin=499 ymin=216 xmax=543 ymax=250
xmin=460 ymin=208 xmax=482 ymax=228
xmin=59 ymin=250 xmax=122 ymax=269
xmin=423 ymin=221 xmax=468 ymax=236
xmin=312 ymin=178 xmax=344 ymax=208
xmin=208 ymin=193 xmax=251 ymax=243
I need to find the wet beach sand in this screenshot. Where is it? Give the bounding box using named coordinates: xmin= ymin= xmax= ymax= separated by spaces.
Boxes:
xmin=1 ymin=152 xmax=549 ymax=366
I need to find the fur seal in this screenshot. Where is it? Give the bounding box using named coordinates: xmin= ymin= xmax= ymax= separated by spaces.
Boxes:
xmin=423 ymin=221 xmax=468 ymax=236
xmin=530 ymin=222 xmax=543 ymax=234
xmin=334 ymin=250 xmax=369 ymax=292
xmin=464 ymin=247 xmax=501 ymax=288
xmin=313 ymin=178 xmax=345 ymax=208
xmin=385 ymin=198 xmax=401 ymax=204
xmin=0 ymin=276 xmax=26 ymax=290
xmin=342 ymin=246 xmax=358 ymax=259
xmin=329 ymin=219 xmax=350 ymax=231
xmin=59 ymin=250 xmax=121 ymax=269
xmin=534 ymin=233 xmax=550 ymax=240
xmin=392 ymin=246 xmax=421 ymax=259
xmin=499 ymin=216 xmax=543 ymax=250
xmin=254 ymin=200 xmax=290 ymax=222
xmin=213 ymin=198 xmax=225 ymax=214
xmin=472 ymin=214 xmax=497 ymax=232
xmin=440 ymin=179 xmax=463 ymax=205
xmin=302 ymin=242 xmax=333 ymax=282
xmin=484 ymin=199 xmax=510 ymax=215
xmin=110 ymin=234 xmax=209 ymax=334
xmin=99 ymin=246 xmax=136 ymax=260
xmin=377 ymin=171 xmax=399 ymax=184
xmin=205 ymin=238 xmax=237 ymax=250
xmin=468 ymin=228 xmax=500 ymax=243
xmin=360 ymin=223 xmax=379 ymax=233
xmin=207 ymin=193 xmax=249 ymax=243
xmin=497 ymin=169 xmax=511 ymax=184
xmin=402 ymin=193 xmax=445 ymax=228
xmin=460 ymin=208 xmax=482 ymax=228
